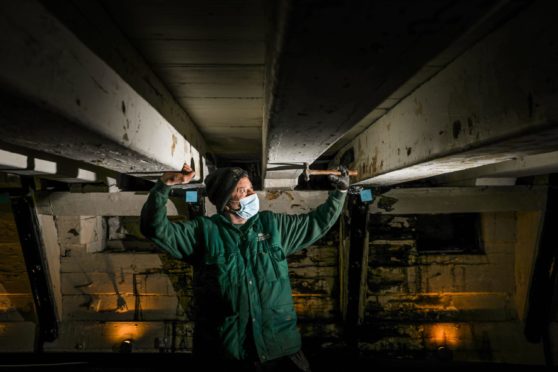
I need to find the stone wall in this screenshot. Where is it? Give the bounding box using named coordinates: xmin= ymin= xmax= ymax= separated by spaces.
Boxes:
xmin=361 ymin=212 xmax=545 ymax=364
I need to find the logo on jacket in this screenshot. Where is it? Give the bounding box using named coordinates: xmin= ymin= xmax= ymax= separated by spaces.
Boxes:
xmin=257 ymin=233 xmax=270 ymax=241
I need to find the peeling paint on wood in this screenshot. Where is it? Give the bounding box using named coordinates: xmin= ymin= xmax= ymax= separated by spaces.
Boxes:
xmin=376 ymin=195 xmax=398 ymax=212
xmin=171 ymin=134 xmax=177 ymax=156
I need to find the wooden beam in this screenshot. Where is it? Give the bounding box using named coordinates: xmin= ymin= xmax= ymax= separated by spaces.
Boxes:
xmin=369 ymin=186 xmax=547 ymax=215
xmin=524 ymin=175 xmax=558 ymax=364
xmin=41 ymin=0 xmax=207 ymax=154
xmin=333 ymin=1 xmax=558 ymax=186
xmin=264 ymin=1 xmax=524 ymax=188
xmin=0 ymin=0 xmax=204 ymax=177
xmin=10 ymin=191 xmax=59 ymax=346
xmin=35 ymin=191 xmax=187 ymax=217
xmin=37 ymin=189 xmax=335 ymax=217
xmin=344 ymin=193 xmax=369 ymax=345
xmin=430 ymin=151 xmax=558 ymax=185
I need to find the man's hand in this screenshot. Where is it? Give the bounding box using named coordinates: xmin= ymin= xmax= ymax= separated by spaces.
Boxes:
xmin=161 ymin=163 xmax=196 ymax=186
xmin=328 ymin=165 xmax=350 ymax=191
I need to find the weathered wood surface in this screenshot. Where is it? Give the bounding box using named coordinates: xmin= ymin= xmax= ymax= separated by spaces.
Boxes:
xmin=0 ymin=322 xmax=36 ymax=351
xmin=63 ymin=294 xmax=192 ymax=321
xmin=357 ymin=321 xmax=544 ymax=364
xmin=369 ymin=187 xmax=547 ymax=214
xmin=43 ymin=320 xmax=194 ymax=352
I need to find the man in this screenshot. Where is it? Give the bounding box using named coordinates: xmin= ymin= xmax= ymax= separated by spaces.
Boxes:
xmin=140 ymin=163 xmax=349 ymax=371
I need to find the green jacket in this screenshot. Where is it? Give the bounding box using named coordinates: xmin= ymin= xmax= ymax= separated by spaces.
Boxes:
xmin=140 ymin=181 xmax=346 ymax=362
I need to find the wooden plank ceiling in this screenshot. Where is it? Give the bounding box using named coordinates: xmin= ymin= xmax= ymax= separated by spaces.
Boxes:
xmin=101 ymin=0 xmax=267 ymax=160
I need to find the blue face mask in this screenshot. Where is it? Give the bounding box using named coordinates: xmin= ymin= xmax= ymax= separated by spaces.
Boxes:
xmin=235 ymin=193 xmax=259 ymax=220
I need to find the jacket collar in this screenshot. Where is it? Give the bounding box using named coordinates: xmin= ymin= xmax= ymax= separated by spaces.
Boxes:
xmin=213 ymin=212 xmax=260 ymax=232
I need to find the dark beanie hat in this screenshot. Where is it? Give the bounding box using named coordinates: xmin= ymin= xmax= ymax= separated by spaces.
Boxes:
xmin=204 ymin=167 xmax=249 ymax=212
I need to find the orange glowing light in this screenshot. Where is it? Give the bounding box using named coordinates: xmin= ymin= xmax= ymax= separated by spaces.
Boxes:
xmin=106 ymin=322 xmax=146 ymax=345
xmin=429 ymin=324 xmax=460 ymax=347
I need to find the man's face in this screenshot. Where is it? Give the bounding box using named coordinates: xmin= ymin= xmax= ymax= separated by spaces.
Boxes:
xmin=227 ymin=176 xmax=254 ymax=210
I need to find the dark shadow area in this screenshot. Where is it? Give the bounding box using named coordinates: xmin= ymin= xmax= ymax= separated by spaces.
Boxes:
xmin=0 ymin=352 xmax=551 ymax=371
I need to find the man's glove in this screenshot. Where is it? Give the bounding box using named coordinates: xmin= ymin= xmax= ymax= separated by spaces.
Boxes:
xmin=328 ymin=165 xmax=350 ymax=191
